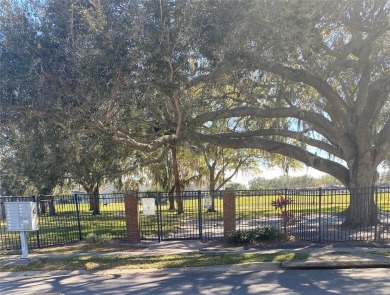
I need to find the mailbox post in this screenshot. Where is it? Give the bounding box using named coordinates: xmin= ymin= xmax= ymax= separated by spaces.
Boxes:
xmin=5 ymin=202 xmax=39 ymax=259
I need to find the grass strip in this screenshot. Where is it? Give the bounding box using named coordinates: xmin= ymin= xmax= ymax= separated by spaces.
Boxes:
xmin=0 ymin=242 xmax=144 ymax=255
xmin=369 ymin=250 xmax=390 ymax=256
xmin=1 ymin=252 xmax=309 ymax=272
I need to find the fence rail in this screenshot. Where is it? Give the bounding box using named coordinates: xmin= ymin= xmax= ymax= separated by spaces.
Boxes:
xmin=1 ymin=186 xmax=390 ymax=250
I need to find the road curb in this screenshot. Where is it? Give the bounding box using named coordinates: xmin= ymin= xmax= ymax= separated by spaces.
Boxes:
xmin=282 ymin=260 xmax=390 ymax=269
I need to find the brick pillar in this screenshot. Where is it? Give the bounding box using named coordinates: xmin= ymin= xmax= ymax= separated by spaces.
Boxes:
xmin=124 ymin=192 xmax=140 ymax=243
xmin=223 ymin=190 xmax=236 ymax=238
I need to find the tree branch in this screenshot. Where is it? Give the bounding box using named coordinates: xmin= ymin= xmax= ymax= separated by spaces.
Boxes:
xmin=214 ymin=129 xmax=344 ymax=159
xmin=216 ymin=157 xmax=248 ymax=190
xmin=195 ymin=133 xmax=350 ymax=185
xmin=114 ymin=130 xmax=177 ymax=152
xmin=253 ymin=61 xmax=348 ymax=127
xmin=354 ymin=54 xmax=372 ymax=117
xmin=110 ymin=147 xmax=170 ymax=178
xmin=359 ymin=75 xmax=390 ymax=129
xmin=192 ymin=106 xmax=342 ymax=148
xmin=375 ymin=120 xmax=390 ymax=167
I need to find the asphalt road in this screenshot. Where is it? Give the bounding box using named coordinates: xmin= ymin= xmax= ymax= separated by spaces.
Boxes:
xmin=2 ymin=267 xmax=390 ymax=295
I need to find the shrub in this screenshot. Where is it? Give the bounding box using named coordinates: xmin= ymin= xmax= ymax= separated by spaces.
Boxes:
xmin=85 ymin=233 xmax=112 ymax=244
xmin=85 ymin=233 xmax=98 ymax=244
xmin=228 ymin=226 xmax=281 ymax=244
xmin=252 ymin=226 xmax=281 ymax=241
xmin=271 ymin=195 xmax=297 ymax=234
xmin=228 ymin=230 xmax=254 ymax=244
xmin=98 ymin=234 xmax=112 ymax=244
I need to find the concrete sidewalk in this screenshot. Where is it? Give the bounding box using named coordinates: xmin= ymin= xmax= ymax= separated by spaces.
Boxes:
xmin=282 ymin=248 xmax=390 ymax=269
xmin=1 ymin=240 xmax=390 ymax=272
xmin=201 ymin=241 xmax=390 ymax=270
xmin=146 ymin=240 xmax=390 ymax=270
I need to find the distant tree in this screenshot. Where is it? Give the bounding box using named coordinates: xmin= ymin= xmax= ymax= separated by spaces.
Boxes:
xmin=200 ymin=145 xmax=258 ymax=211
xmin=249 ymin=174 xmax=343 ymax=190
xmin=66 ymin=131 xmax=131 ymax=215
xmin=225 ymin=182 xmax=247 ymax=191
xmin=249 ymin=176 xmax=320 ymax=190
xmin=314 ymin=175 xmax=342 ymax=187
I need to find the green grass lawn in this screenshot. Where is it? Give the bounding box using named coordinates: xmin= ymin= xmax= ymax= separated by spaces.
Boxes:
xmin=369 ymin=250 xmax=390 ymax=256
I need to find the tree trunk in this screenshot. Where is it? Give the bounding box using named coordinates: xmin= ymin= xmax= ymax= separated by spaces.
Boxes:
xmin=91 ymin=185 xmax=100 ymax=215
xmin=343 ymin=158 xmax=380 ymax=227
xmin=207 ymin=166 xmax=217 ymax=212
xmin=48 ymin=196 xmax=56 ymax=216
xmin=165 ymin=177 xmax=175 ymax=210
xmin=343 ymin=186 xmax=378 ymax=227
xmin=85 ymin=184 xmax=100 ymax=215
xmin=168 ymin=193 xmax=175 ymax=210
xmin=0 ymin=202 xmax=5 ymax=219
xmin=207 ymin=190 xmax=218 ymax=212
xmin=168 ymin=186 xmax=175 ymax=210
xmin=171 ymin=145 xmax=184 ymax=214
xmin=40 ymin=200 xmax=46 ymax=214
xmin=89 ymin=195 xmax=94 ymax=211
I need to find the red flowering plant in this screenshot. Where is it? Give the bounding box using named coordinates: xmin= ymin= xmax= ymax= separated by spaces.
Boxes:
xmin=271 ymin=195 xmax=297 ymax=235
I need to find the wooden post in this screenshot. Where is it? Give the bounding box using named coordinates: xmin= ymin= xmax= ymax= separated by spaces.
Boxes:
xmin=223 ymin=190 xmax=236 ymax=238
xmin=124 ymin=192 xmax=140 ymax=243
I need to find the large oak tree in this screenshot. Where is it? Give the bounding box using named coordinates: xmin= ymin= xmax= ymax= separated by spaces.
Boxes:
xmin=191 ymin=0 xmax=390 ymax=226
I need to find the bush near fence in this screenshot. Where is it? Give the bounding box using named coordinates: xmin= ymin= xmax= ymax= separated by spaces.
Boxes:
xmin=1 ymin=187 xmax=390 ymax=250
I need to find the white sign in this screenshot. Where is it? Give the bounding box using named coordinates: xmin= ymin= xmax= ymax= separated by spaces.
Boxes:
xmin=142 ymin=198 xmax=156 ymax=216
xmin=5 ymin=202 xmax=39 ymax=232
xmin=204 ymin=197 xmax=213 ymax=210
xmin=5 ymin=201 xmax=38 ymax=259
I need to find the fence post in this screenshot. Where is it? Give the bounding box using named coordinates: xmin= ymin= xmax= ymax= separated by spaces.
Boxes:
xmin=284 ymin=188 xmax=289 ymax=234
xmin=124 ymin=191 xmax=140 ymax=243
xmin=0 ymin=200 xmax=5 ymax=220
xmin=75 ymin=194 xmax=83 ymax=241
xmin=34 ymin=195 xmax=41 ymax=248
xmin=374 ymin=186 xmax=378 ymax=240
xmin=223 ymin=190 xmax=236 ymax=239
xmin=157 ymin=192 xmax=162 ymax=243
xmin=318 ymin=188 xmax=322 ymax=243
xmin=197 ymin=190 xmax=203 ymax=241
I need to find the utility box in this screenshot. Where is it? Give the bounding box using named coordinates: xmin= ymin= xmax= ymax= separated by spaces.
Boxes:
xmin=5 ymin=202 xmax=39 ymax=231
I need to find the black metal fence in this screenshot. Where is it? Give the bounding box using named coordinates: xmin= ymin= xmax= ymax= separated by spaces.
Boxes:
xmin=235 ymin=187 xmax=390 ymax=242
xmin=0 ymin=193 xmax=125 ymax=250
xmin=138 ymin=187 xmax=390 ymax=243
xmin=138 ymin=191 xmax=223 ymax=241
xmin=2 ymin=187 xmax=390 ymax=250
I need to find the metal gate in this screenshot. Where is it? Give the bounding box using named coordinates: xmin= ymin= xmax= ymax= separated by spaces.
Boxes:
xmin=138 ymin=191 xmax=223 ymax=241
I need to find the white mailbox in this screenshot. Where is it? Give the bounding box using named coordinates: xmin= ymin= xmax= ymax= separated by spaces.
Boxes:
xmin=5 ymin=202 xmax=39 ymax=231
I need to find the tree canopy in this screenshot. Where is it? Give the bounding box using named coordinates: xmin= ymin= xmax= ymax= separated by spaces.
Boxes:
xmin=0 ymin=0 xmax=389 ymax=225
xmin=193 ymin=0 xmax=389 ymax=188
